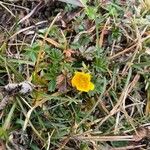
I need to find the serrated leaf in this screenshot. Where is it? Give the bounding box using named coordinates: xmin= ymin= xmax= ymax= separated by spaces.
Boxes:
xmin=49 ymin=49 xmax=63 ymax=62
xmin=94 ymin=56 xmax=108 ymax=72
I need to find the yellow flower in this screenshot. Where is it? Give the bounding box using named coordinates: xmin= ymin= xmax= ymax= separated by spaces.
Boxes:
xmin=71 ymin=72 xmax=95 ymax=92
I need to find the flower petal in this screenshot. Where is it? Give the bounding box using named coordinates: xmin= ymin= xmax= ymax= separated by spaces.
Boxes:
xmin=71 ymin=76 xmax=76 ymax=87
xmin=76 ymin=85 xmax=89 ymax=92
xmin=71 ymin=71 xmax=94 ymax=92
xmin=85 ymin=73 xmax=91 ymax=81
xmin=89 ymin=82 xmax=95 ymax=90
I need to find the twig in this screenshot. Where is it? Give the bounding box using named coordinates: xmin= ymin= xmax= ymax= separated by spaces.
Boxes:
xmin=9 ymin=20 xmax=47 ymax=39
xmin=18 ymin=1 xmax=43 ymax=24
xmin=74 ymin=135 xmax=135 ymax=141
xmin=108 ymin=43 xmax=137 ymax=60
xmin=110 ymin=144 xmax=146 ymax=150
xmin=0 ymin=1 xmax=16 ymax=17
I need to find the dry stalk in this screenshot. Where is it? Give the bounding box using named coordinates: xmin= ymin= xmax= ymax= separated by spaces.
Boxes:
xmin=98 ymin=74 xmax=140 ymax=128
xmin=110 ymin=144 xmax=146 ymax=150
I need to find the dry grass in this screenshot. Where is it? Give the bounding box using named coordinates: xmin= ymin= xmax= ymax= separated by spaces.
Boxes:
xmin=0 ymin=0 xmax=150 ymax=149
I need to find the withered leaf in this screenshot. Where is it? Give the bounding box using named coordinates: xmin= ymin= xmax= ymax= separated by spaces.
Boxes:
xmin=63 ymin=49 xmax=76 ymax=62
xmin=133 ymin=126 xmax=150 ymax=142
xmin=56 ymin=74 xmax=67 ymax=92
xmin=63 ymin=49 xmax=75 ymax=58
xmin=0 ymin=140 xmax=6 ymax=150
xmin=57 ymin=0 xmax=84 ymax=7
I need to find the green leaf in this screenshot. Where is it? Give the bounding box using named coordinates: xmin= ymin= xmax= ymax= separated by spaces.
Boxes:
xmin=93 ymin=56 xmax=108 ymax=72
xmin=85 ymin=6 xmax=98 ymax=20
xmin=48 ymin=80 xmax=56 ymax=92
xmin=48 ymin=49 xmax=63 ymax=62
xmin=30 ymin=143 xmax=40 ymax=150
xmin=80 ymin=142 xmax=90 ymax=150
xmin=0 ymin=127 xmax=8 ymax=140
xmin=25 ymin=43 xmax=40 ymax=62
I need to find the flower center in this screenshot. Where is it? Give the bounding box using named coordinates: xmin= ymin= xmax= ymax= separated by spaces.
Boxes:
xmin=79 ymin=76 xmax=89 ymax=88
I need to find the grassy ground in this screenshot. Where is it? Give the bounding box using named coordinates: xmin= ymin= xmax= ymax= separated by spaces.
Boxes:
xmin=0 ymin=0 xmax=150 ymax=149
